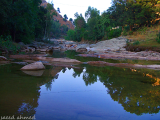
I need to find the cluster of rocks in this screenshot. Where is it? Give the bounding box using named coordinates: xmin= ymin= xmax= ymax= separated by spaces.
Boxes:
xmin=19 ymin=39 xmax=78 ymax=53
xmin=2 ymin=37 xmax=160 ymax=71
xmin=19 ymin=37 xmax=127 ymax=54
xmin=20 ymin=41 xmax=54 ymax=53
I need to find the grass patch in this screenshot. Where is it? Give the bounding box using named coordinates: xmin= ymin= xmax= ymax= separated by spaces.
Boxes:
xmin=0 ymin=35 xmax=21 ymax=54
xmin=126 ymin=25 xmax=160 ymax=49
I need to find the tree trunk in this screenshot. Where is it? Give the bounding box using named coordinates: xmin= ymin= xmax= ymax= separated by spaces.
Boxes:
xmin=44 ymin=20 xmax=47 ymax=39
xmin=130 ymin=25 xmax=132 ymax=31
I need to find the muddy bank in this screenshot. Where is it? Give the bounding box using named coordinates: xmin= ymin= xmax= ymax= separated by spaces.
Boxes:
xmin=87 ymin=61 xmax=160 ymax=70
xmin=7 ymin=54 xmax=160 ymax=70
xmin=9 ymin=54 xmax=81 ymax=68
xmin=78 ymin=50 xmax=160 ymax=61
xmin=126 ymin=45 xmax=160 ymax=52
xmin=9 ymin=54 xmax=81 ymax=63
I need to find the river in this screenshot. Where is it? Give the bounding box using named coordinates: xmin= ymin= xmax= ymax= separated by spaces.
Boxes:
xmin=0 ymin=50 xmax=160 ymax=120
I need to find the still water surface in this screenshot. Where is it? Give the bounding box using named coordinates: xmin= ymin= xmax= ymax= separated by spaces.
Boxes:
xmin=0 ymin=52 xmax=160 ymax=120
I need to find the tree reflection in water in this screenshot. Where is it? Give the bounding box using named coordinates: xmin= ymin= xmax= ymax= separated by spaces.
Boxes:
xmin=1 ymin=63 xmax=160 ymax=117
xmin=72 ymin=64 xmax=160 ymax=115
xmin=0 ymin=64 xmax=61 ymax=118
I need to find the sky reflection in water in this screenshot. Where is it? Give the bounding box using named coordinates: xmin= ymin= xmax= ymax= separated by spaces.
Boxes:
xmin=35 ymin=67 xmax=160 ymax=120
xmin=0 ymin=63 xmax=160 ymax=120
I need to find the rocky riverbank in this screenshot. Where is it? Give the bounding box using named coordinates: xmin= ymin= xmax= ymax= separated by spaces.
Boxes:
xmin=1 ymin=37 xmax=160 ymax=70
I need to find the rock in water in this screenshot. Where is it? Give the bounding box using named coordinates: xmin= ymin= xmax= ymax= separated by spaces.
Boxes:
xmin=0 ymin=56 xmax=7 ymax=61
xmin=21 ymin=61 xmax=45 ymax=71
xmin=22 ymin=70 xmax=44 ymax=76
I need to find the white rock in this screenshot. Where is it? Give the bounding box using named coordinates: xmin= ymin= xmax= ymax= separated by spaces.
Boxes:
xmin=21 ymin=61 xmax=45 ymax=71
xmin=0 ymin=56 xmax=7 ymax=61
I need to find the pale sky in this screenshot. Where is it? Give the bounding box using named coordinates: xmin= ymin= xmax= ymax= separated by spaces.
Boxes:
xmin=46 ymin=0 xmax=112 ymax=20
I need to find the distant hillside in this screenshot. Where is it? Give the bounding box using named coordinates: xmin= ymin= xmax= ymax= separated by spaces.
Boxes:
xmin=41 ymin=0 xmax=74 ymax=30
xmin=41 ymin=0 xmax=47 ymax=7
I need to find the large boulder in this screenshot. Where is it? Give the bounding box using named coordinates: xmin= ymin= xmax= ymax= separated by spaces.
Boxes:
xmin=88 ymin=37 xmax=127 ymax=53
xmin=76 ymin=44 xmax=90 ymax=51
xmin=21 ymin=61 xmax=45 ymax=71
xmin=76 ymin=48 xmax=87 ymax=53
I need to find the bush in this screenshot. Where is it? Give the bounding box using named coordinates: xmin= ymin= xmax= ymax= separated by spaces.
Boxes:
xmin=126 ymin=39 xmax=129 ymax=44
xmin=129 ymin=31 xmax=133 ymax=35
xmin=156 ymin=32 xmax=160 ymax=43
xmin=65 ymin=29 xmax=75 ymax=41
xmin=133 ymin=41 xmax=140 ymax=45
xmin=122 ymin=30 xmax=128 ymax=36
xmin=124 ymin=25 xmax=130 ymax=31
xmin=0 ymin=35 xmax=21 ymax=54
xmin=107 ymin=27 xmax=122 ymax=39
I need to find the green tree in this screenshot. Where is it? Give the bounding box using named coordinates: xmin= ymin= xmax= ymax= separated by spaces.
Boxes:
xmin=63 ymin=14 xmax=68 ymax=21
xmin=65 ymin=29 xmax=75 ymax=40
xmin=74 ymin=13 xmax=86 ymax=29
xmin=73 ymin=13 xmax=86 ymax=41
xmin=110 ymin=0 xmax=158 ymax=30
xmin=0 ymin=0 xmax=43 ymax=43
xmin=57 ymin=7 xmax=60 ymax=13
xmin=69 ymin=18 xmax=73 ymax=23
xmin=85 ymin=6 xmax=100 ymax=40
xmin=44 ymin=3 xmax=57 ymax=39
xmin=35 ymin=6 xmax=47 ymax=41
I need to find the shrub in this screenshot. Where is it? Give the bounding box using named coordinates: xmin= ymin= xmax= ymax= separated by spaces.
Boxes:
xmin=133 ymin=40 xmax=140 ymax=45
xmin=126 ymin=39 xmax=129 ymax=44
xmin=107 ymin=27 xmax=122 ymax=39
xmin=65 ymin=29 xmax=75 ymax=41
xmin=129 ymin=31 xmax=133 ymax=35
xmin=156 ymin=31 xmax=160 ymax=43
xmin=0 ymin=35 xmax=21 ymax=54
xmin=122 ymin=30 xmax=128 ymax=36
xmin=124 ymin=25 xmax=130 ymax=32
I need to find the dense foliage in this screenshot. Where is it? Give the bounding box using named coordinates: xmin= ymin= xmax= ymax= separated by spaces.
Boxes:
xmin=65 ymin=0 xmax=160 ymax=42
xmin=0 ymin=0 xmax=69 ymax=44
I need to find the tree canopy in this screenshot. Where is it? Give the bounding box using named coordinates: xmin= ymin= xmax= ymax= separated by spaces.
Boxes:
xmin=0 ymin=0 xmax=70 ymax=43
xmin=65 ymin=0 xmax=159 ymax=42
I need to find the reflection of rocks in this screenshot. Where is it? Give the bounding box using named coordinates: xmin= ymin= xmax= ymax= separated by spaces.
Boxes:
xmin=50 ymin=67 xmax=62 ymax=77
xmin=22 ymin=70 xmax=44 ymax=76
xmin=21 ymin=61 xmax=45 ymax=70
